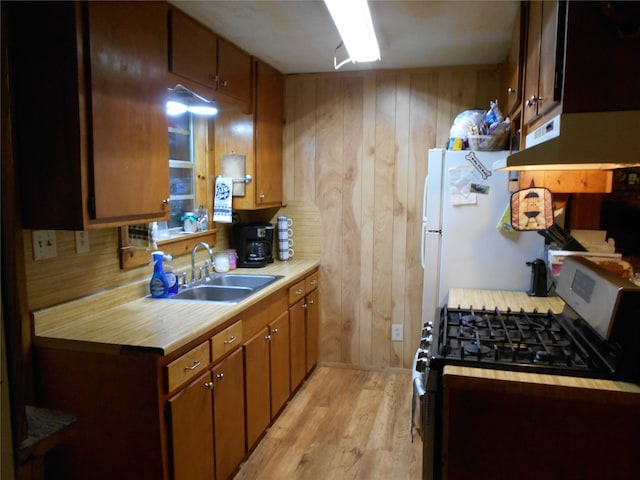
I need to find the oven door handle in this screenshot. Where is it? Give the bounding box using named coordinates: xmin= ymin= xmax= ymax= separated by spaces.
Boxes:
xmin=413 ymin=376 xmax=426 ymax=398
xmin=411 ymin=375 xmax=426 ymax=442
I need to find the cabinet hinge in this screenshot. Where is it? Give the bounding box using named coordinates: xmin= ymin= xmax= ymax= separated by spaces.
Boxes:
xmin=88 ymin=196 xmax=95 ymax=217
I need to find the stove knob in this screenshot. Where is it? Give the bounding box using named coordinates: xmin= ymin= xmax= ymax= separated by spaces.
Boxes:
xmin=421 ymin=335 xmax=433 ymax=347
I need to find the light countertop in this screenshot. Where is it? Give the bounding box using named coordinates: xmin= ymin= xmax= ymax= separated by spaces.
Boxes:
xmin=448 ymin=288 xmax=565 ymax=313
xmin=33 ymin=258 xmax=319 ymax=356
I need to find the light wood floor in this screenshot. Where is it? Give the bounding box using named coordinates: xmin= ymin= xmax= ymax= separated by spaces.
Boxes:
xmin=233 ymin=366 xmax=422 ymax=480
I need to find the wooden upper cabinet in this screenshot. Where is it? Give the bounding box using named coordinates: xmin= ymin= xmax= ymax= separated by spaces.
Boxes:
xmin=522 ymin=0 xmax=564 ymax=127
xmin=169 ymin=8 xmax=218 ymax=89
xmin=215 ymin=59 xmax=284 ymax=211
xmin=501 ymin=2 xmax=525 ymax=116
xmin=521 ymin=1 xmax=640 ymax=129
xmin=8 ymin=1 xmax=170 ymax=229
xmin=169 ymin=8 xmax=252 ymax=108
xmin=217 ymin=37 xmax=253 ymax=105
xmin=254 ymin=60 xmax=285 ymax=208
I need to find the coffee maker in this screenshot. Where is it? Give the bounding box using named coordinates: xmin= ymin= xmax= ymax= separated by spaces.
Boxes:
xmin=232 ymin=222 xmax=274 ymax=268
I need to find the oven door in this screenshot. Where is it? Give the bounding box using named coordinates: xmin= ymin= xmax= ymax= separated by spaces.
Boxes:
xmin=412 ymin=351 xmax=441 ymax=480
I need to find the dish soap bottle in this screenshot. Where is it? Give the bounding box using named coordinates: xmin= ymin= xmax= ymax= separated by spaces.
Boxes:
xmin=149 ymin=251 xmax=169 ymax=298
xmin=163 ymin=253 xmax=179 ymax=296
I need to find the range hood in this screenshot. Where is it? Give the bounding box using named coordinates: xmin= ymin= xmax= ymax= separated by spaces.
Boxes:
xmin=493 ymin=111 xmax=640 ymax=171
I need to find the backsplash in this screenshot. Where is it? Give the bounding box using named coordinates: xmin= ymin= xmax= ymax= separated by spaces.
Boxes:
xmin=23 ymin=202 xmax=320 ymax=312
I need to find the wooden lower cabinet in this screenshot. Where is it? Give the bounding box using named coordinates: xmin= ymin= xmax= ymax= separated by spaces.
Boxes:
xmin=33 ymin=269 xmax=319 ymax=480
xmin=269 ymin=311 xmax=291 ymax=417
xmin=243 ymin=327 xmax=271 ymax=451
xmin=305 ymin=289 xmax=319 ymax=374
xmin=289 ymin=272 xmax=320 ymax=391
xmin=289 ymin=298 xmax=307 ymax=392
xmin=213 ymin=348 xmax=246 ymax=480
xmin=168 ymin=371 xmax=215 ymax=480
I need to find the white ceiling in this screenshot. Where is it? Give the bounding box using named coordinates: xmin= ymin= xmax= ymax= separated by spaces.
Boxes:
xmin=170 ymin=0 xmax=520 ymax=74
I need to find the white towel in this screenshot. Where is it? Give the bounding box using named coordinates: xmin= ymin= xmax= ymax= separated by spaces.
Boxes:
xmin=213 ymin=177 xmax=233 ymax=223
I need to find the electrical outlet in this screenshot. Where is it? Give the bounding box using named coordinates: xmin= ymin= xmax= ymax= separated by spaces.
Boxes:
xmin=75 ymin=231 xmax=90 ymax=254
xmin=32 ymin=230 xmax=57 ymax=260
xmin=391 ymin=323 xmax=403 ymax=342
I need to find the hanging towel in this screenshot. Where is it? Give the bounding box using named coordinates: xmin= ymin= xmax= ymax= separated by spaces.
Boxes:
xmin=213 ymin=176 xmax=233 ymax=223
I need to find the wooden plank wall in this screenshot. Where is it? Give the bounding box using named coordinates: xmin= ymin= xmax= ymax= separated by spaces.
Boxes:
xmin=283 ymin=65 xmax=501 ymax=369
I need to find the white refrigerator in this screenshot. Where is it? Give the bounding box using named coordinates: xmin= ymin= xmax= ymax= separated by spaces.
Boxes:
xmin=421 ymin=148 xmax=545 ymax=326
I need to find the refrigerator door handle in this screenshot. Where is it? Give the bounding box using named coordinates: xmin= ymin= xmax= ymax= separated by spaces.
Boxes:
xmin=421 ymin=223 xmax=426 ymax=269
xmin=422 ymin=174 xmax=429 ymax=220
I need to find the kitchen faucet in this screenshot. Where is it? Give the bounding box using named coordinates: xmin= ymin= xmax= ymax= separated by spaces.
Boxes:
xmin=191 ymin=241 xmax=214 ymax=282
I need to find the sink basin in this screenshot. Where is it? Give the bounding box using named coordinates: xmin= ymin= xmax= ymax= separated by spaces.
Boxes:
xmin=165 ymin=274 xmax=283 ymax=303
xmin=171 ymin=285 xmax=253 ymax=303
xmin=203 ymin=274 xmax=281 ymax=289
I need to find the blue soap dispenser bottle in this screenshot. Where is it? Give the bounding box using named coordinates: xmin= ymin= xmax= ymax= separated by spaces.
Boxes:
xmin=149 ymin=251 xmax=170 ymax=298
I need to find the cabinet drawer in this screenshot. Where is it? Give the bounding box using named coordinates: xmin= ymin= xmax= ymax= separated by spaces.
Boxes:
xmin=165 ymin=341 xmax=210 ymax=393
xmin=211 ymin=321 xmax=243 ymax=362
xmin=288 ymin=280 xmax=306 ymax=305
xmin=305 ymin=272 xmax=319 ymax=293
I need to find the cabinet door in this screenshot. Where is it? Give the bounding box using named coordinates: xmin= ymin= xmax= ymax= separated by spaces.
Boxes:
xmin=269 ymin=311 xmax=291 ymax=417
xmin=88 ymin=1 xmax=170 ymax=221
xmin=522 ymin=0 xmax=564 ymax=125
xmin=289 ymin=299 xmax=307 ymax=392
xmin=501 ymin=3 xmax=525 ymax=116
xmin=254 ymin=60 xmax=284 ymax=207
xmin=305 ymin=289 xmax=319 ymax=374
xmin=213 ymin=348 xmax=246 ymax=480
xmin=169 ymin=8 xmax=218 ymax=89
xmin=522 ymin=1 xmax=542 ymax=126
xmin=243 ymin=328 xmax=271 ymax=451
xmin=168 ymin=371 xmax=215 ymax=480
xmin=536 ymin=0 xmax=563 ymax=117
xmin=217 ymin=37 xmax=252 ymax=104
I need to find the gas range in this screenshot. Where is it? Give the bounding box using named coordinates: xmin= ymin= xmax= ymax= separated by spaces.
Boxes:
xmin=412 ymin=255 xmax=640 ymax=480
xmin=428 ymin=305 xmax=613 ymax=377
xmin=416 ymin=255 xmax=640 ymax=383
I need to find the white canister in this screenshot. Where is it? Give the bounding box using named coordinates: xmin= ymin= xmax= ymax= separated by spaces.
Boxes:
xmin=214 ymin=252 xmax=230 ymax=273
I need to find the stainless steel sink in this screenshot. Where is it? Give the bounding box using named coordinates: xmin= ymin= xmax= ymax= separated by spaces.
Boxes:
xmin=166 ymin=274 xmax=283 ymax=303
xmin=203 ymin=274 xmax=280 ymax=289
xmin=171 ymin=285 xmax=253 ymax=303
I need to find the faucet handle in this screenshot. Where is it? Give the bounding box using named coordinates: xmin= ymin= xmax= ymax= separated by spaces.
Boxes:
xmin=204 ymin=260 xmax=211 ymax=278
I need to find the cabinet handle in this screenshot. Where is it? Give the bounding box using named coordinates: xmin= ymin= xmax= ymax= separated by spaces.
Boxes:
xmin=259 ymin=193 xmax=265 ymax=200
xmin=265 ymin=334 xmax=272 ymax=341
xmin=308 ymin=300 xmax=314 ymax=305
xmin=220 ymin=79 xmax=228 ymax=87
xmin=185 ymin=360 xmax=201 ymax=371
xmin=295 ymin=289 xmax=304 ymax=295
xmin=310 ymin=280 xmax=318 ymax=286
xmin=302 ymin=303 xmax=308 ymax=309
xmin=216 ymin=373 xmax=225 ymax=380
xmin=224 ymin=335 xmax=237 ymax=345
xmin=204 ymin=381 xmax=214 ymax=390
xmin=507 ymin=87 xmax=517 ymax=95
xmin=272 ymin=328 xmax=279 ymax=335
xmin=525 ymin=95 xmax=542 ymax=108
xmin=162 ymin=198 xmax=171 ymax=205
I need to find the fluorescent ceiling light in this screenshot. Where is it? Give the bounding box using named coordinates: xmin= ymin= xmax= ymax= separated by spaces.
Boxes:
xmin=324 ymin=0 xmax=380 ymax=68
xmin=166 ymin=85 xmax=218 ymax=117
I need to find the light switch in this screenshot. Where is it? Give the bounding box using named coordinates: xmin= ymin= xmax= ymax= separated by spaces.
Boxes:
xmin=32 ymin=230 xmax=57 ymax=260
